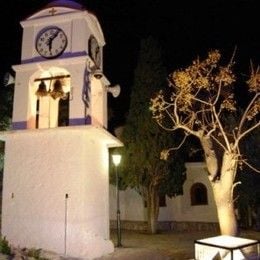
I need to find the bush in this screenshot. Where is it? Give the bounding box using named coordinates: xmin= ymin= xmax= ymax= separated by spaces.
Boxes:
xmin=0 ymin=236 xmax=11 ymax=255
xmin=27 ymin=248 xmax=42 ymax=259
xmin=27 ymin=247 xmax=49 ymax=260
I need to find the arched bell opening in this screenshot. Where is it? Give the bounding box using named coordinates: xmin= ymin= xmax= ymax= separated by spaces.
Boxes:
xmin=30 ymin=67 xmax=71 ymax=129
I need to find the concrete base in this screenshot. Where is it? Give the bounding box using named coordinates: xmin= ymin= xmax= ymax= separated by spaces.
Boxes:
xmin=1 ymin=126 xmax=122 ymax=259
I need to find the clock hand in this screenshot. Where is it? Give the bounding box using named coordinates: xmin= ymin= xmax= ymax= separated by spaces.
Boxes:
xmin=47 ymin=40 xmax=53 ymax=52
xmin=46 ymin=29 xmax=60 ymax=51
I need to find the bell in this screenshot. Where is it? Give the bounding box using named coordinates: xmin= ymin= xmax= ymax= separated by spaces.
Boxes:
xmin=50 ymin=80 xmax=65 ymax=99
xmin=35 ymin=80 xmax=48 ymax=97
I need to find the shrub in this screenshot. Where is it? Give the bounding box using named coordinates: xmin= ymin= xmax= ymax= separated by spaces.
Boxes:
xmin=0 ymin=236 xmax=11 ymax=255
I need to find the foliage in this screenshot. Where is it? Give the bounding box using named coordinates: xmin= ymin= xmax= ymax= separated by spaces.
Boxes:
xmin=236 ymin=127 xmax=260 ymax=228
xmin=150 ymin=49 xmax=259 ymax=178
xmin=150 ymin=49 xmax=260 ymax=235
xmin=120 ymin=36 xmax=186 ymax=194
xmin=117 ymin=37 xmax=186 ymax=233
xmin=0 ymin=85 xmax=13 ymax=131
xmin=26 ymin=247 xmax=49 ymax=260
xmin=0 ymin=236 xmax=11 ymax=255
xmin=27 ymin=248 xmax=42 ymax=259
xmin=0 ymin=144 xmax=4 ymax=174
xmin=0 ymin=82 xmax=13 ymax=175
xmin=0 ymin=237 xmax=49 ymax=259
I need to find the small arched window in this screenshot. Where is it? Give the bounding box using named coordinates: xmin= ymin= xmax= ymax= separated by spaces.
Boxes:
xmin=190 ymin=182 xmax=208 ymax=206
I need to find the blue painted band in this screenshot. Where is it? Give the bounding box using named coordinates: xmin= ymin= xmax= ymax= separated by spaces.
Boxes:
xmin=12 ymin=116 xmax=92 ymax=129
xmin=69 ymin=116 xmax=91 ymax=126
xmin=12 ymin=121 xmax=27 ymax=130
xmin=21 ymin=51 xmax=88 ymax=64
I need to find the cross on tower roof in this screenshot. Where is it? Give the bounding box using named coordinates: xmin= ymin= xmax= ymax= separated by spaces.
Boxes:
xmin=49 ymin=7 xmax=57 ymax=16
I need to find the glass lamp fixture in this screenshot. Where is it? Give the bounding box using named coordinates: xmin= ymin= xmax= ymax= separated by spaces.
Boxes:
xmin=112 ymin=153 xmax=122 ymax=247
xmin=112 ymin=154 xmax=121 ymax=166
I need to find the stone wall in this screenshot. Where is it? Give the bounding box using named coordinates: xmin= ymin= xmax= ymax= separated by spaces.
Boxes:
xmin=110 ymin=220 xmax=219 ymax=232
xmin=171 ymin=221 xmax=219 ymax=232
xmin=110 ymin=162 xmax=219 ymax=224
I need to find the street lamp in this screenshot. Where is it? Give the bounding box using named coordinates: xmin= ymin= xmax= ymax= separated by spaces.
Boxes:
xmin=112 ymin=154 xmax=122 ymax=247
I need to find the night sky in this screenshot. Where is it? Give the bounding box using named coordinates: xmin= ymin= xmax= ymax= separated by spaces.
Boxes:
xmin=0 ymin=0 xmax=259 ymax=126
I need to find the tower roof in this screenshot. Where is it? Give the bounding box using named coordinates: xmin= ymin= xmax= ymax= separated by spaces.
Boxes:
xmin=45 ymin=0 xmax=85 ymax=11
xmin=20 ymin=0 xmax=105 ymax=46
xmin=24 ymin=0 xmax=89 ymax=21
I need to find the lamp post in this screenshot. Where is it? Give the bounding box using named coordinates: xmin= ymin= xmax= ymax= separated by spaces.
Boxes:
xmin=112 ymin=154 xmax=122 ymax=247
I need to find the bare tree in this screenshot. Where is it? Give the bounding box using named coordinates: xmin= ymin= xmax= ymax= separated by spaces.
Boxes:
xmin=150 ymin=50 xmax=260 ymax=236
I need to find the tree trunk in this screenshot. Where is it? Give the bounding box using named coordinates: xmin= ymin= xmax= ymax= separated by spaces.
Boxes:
xmin=147 ymin=185 xmax=159 ymax=234
xmin=213 ymin=184 xmax=238 ymax=235
xmin=211 ymin=151 xmax=238 ymax=236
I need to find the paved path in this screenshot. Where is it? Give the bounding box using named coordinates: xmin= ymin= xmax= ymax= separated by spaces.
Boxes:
xmin=1 ymin=229 xmax=259 ymax=259
xmin=96 ymin=229 xmax=260 ymax=260
xmin=97 ymin=247 xmax=171 ymax=260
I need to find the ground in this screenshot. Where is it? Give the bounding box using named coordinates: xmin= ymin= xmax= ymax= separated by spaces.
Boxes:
xmin=0 ymin=229 xmax=259 ymax=259
xmin=97 ymin=229 xmax=260 ymax=260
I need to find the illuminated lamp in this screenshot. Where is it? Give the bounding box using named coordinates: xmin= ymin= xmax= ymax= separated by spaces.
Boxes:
xmin=112 ymin=154 xmax=121 ymax=166
xmin=194 ymin=235 xmax=259 ymax=259
xmin=112 ymin=153 xmax=122 ymax=247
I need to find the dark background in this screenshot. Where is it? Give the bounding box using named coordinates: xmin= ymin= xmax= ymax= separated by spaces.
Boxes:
xmin=0 ymin=0 xmax=259 ymax=126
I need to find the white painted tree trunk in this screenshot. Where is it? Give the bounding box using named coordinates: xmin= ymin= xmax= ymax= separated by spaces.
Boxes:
xmin=201 ymin=136 xmax=238 ymax=236
xmin=210 ymin=151 xmax=238 ymax=236
xmin=212 ymin=183 xmax=238 ymax=235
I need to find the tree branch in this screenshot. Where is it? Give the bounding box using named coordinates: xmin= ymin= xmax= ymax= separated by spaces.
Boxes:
xmin=242 ymin=160 xmax=260 ymax=173
xmin=212 ymin=81 xmax=222 ymax=106
xmin=232 ymin=181 xmax=241 ymax=203
xmin=191 ymin=96 xmax=212 ymax=106
xmin=212 ymin=105 xmax=231 ymax=151
xmin=167 ymin=133 xmax=188 ymax=152
xmin=237 ymin=93 xmax=259 ymax=137
xmin=210 ymin=133 xmax=227 ymax=151
xmin=235 ymin=120 xmax=260 ymax=148
xmin=156 ymin=119 xmax=176 ymax=132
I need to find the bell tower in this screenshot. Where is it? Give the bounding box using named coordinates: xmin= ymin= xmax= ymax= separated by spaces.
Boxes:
xmin=0 ymin=1 xmax=122 ymax=259
xmin=12 ymin=0 xmax=116 ymax=131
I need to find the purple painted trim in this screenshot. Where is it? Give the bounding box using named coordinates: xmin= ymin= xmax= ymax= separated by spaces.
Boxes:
xmin=69 ymin=116 xmax=91 ymax=126
xmin=12 ymin=121 xmax=27 ymax=130
xmin=12 ymin=117 xmax=91 ymax=129
xmin=21 ymin=51 xmax=88 ymax=64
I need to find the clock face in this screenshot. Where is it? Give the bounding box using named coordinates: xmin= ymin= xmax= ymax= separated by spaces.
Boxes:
xmin=36 ymin=27 xmax=67 ymax=59
xmin=89 ymin=36 xmax=101 ymax=68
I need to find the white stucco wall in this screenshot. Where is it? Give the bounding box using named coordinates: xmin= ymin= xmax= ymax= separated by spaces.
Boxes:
xmin=109 ymin=162 xmax=218 ymax=223
xmin=172 ymin=162 xmax=218 ymax=222
xmin=1 ymin=126 xmax=121 ymax=259
xmin=110 ymin=186 xmax=146 ymax=221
